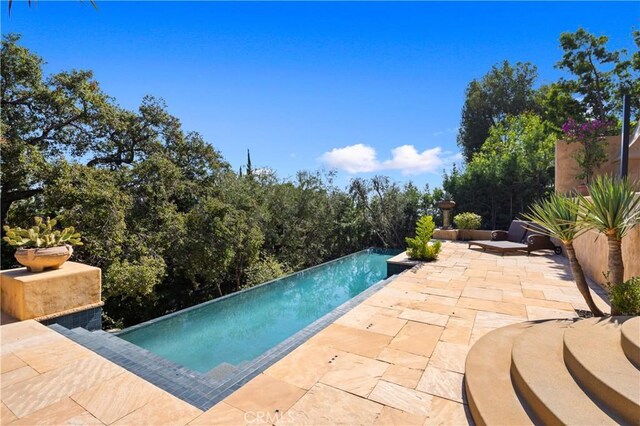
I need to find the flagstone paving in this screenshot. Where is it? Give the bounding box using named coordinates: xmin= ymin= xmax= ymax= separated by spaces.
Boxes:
xmin=0 ymin=241 xmax=609 ymax=425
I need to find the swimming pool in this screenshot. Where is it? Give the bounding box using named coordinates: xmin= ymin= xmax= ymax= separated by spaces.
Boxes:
xmin=118 ymin=249 xmax=397 ymax=373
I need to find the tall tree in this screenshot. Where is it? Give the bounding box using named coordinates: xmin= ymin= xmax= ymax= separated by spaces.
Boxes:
xmin=556 ymin=28 xmax=638 ymax=123
xmin=246 ymin=149 xmax=253 ymax=178
xmin=1 ymin=33 xmax=109 ymax=224
xmin=457 ymin=61 xmax=539 ymax=162
xmin=445 ymin=114 xmax=555 ymax=229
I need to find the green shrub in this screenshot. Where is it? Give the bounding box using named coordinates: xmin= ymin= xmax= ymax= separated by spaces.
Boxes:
xmin=610 ymin=276 xmax=640 ymax=315
xmin=244 ymin=255 xmax=290 ymax=289
xmin=406 ymin=216 xmax=442 ymax=261
xmin=453 ymin=212 xmax=481 ymax=230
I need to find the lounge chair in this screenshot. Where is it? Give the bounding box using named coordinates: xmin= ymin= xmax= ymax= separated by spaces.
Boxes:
xmin=468 ymin=220 xmax=561 ymax=255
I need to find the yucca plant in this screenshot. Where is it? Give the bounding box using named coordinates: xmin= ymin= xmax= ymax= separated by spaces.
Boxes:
xmin=523 ymin=194 xmax=604 ymax=317
xmin=580 ymin=176 xmax=640 ymax=314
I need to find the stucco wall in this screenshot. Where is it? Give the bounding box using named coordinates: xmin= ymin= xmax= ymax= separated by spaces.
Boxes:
xmin=555 ymin=135 xmax=640 ymax=194
xmin=556 ymin=132 xmax=640 ymax=286
xmin=572 ymin=225 xmax=640 ymax=286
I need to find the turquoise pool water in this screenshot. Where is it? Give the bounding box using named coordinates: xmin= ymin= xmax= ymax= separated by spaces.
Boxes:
xmin=118 ymin=249 xmax=395 ymax=373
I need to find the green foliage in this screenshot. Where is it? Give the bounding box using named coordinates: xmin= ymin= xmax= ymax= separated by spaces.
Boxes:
xmin=104 ymin=256 xmax=166 ymax=300
xmin=609 ymin=276 xmax=640 ymax=316
xmin=522 ymin=194 xmax=585 ymax=243
xmin=535 ymin=83 xmax=584 ymax=133
xmin=581 ymin=176 xmax=640 ymax=302
xmin=445 ymin=114 xmax=555 ymax=230
xmin=448 ymin=28 xmax=638 ymax=231
xmin=453 ymin=212 xmax=481 ymax=230
xmin=3 ymin=217 xmax=82 ymax=248
xmin=556 ymin=28 xmax=639 ymax=122
xmin=244 ymin=255 xmax=289 ymax=289
xmin=522 ymin=193 xmax=605 ymax=316
xmin=405 ymin=216 xmax=442 ymax=261
xmin=457 ymin=61 xmax=539 ymax=162
xmin=349 ymin=177 xmax=435 ymax=248
xmin=562 ymin=119 xmax=611 ymax=183
xmin=580 ymin=176 xmax=640 ymax=240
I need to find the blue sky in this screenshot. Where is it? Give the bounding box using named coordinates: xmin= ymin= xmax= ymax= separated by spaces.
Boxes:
xmin=2 ymin=1 xmax=639 ymax=190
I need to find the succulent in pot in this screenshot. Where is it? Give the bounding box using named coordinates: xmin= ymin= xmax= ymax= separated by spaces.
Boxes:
xmin=3 ymin=217 xmax=83 ymax=272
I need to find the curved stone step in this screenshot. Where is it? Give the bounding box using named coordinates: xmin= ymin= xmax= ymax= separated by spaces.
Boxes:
xmin=511 ymin=320 xmax=617 ymax=425
xmin=464 ymin=322 xmax=535 ymax=426
xmin=620 ymin=316 xmax=640 ymax=369
xmin=563 ymin=317 xmax=640 ymax=425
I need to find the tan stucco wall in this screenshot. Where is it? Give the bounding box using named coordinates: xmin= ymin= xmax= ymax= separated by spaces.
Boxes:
xmin=573 ymin=226 xmax=640 ymax=285
xmin=572 ymin=220 xmax=640 ymax=287
xmin=556 ymin=132 xmax=640 ymax=286
xmin=0 ymin=261 xmax=101 ymax=320
xmin=555 ymin=135 xmax=640 ymax=194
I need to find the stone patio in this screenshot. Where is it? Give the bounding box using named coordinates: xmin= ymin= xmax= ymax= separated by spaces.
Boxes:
xmin=0 ymin=241 xmax=609 ymax=425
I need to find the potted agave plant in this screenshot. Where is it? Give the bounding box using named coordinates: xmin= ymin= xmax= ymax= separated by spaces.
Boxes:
xmin=3 ymin=217 xmax=83 ymax=272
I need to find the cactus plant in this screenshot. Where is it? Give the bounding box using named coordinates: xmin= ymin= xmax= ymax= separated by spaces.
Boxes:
xmin=3 ymin=217 xmax=83 ymax=248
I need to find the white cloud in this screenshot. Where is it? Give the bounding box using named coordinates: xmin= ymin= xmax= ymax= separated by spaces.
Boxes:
xmin=382 ymin=145 xmax=443 ymax=175
xmin=319 ymin=143 xmax=379 ymax=173
xmin=320 ymin=143 xmax=460 ymax=175
xmin=449 ymin=152 xmax=464 ymax=162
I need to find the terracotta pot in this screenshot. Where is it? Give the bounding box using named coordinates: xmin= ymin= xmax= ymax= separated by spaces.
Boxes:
xmin=576 ymin=184 xmax=589 ymax=196
xmin=14 ymin=245 xmax=73 ymax=272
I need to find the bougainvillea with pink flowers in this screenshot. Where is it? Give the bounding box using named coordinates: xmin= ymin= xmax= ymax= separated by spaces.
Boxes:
xmin=562 ymin=118 xmax=612 ymax=183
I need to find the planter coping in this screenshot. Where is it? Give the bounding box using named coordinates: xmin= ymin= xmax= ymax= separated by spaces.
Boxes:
xmin=0 ymin=261 xmax=100 ymax=282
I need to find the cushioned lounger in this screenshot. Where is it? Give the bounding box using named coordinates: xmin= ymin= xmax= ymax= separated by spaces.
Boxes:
xmin=468 ymin=220 xmax=561 ymax=255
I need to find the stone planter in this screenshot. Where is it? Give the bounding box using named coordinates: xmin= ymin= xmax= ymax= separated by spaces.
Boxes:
xmin=458 ymin=229 xmax=472 ymax=241
xmin=14 ymin=245 xmax=73 ymax=272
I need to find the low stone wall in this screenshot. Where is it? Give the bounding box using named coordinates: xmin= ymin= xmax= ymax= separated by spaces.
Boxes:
xmin=573 ymin=225 xmax=640 ymax=286
xmin=433 ymin=229 xmax=492 ymax=241
xmin=433 ymin=229 xmax=458 ymax=240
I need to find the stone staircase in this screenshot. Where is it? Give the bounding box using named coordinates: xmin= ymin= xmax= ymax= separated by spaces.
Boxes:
xmin=464 ymin=317 xmax=640 ymax=426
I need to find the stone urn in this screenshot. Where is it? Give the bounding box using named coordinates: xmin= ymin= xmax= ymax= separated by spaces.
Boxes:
xmin=14 ymin=245 xmax=73 ymax=272
xmin=437 ymin=200 xmax=456 ymax=229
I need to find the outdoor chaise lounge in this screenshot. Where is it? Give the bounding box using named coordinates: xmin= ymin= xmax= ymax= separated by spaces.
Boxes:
xmin=468 ymin=220 xmax=561 ymax=255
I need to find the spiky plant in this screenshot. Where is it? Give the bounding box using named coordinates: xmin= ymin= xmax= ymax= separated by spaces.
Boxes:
xmin=523 ymin=194 xmax=604 ymax=317
xmin=580 ymin=176 xmax=640 ymax=314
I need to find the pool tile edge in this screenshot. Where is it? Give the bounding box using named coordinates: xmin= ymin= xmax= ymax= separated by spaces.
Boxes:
xmin=49 ymin=272 xmax=402 ymax=411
